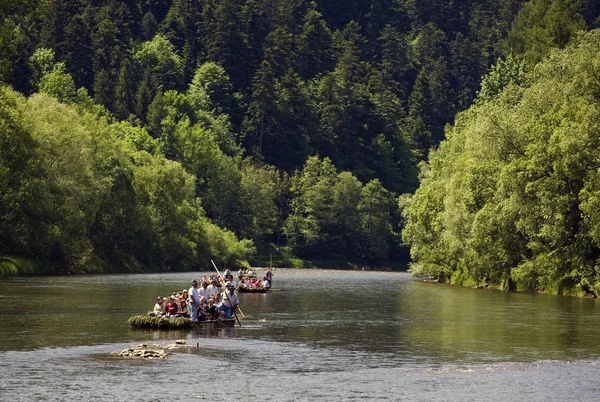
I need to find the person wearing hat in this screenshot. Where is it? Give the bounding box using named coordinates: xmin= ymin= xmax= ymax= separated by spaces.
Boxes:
xmin=188 ymin=280 xmax=201 ymax=321
xmin=152 ymin=297 xmax=166 ymax=316
xmin=218 ymin=282 xmax=239 ymax=319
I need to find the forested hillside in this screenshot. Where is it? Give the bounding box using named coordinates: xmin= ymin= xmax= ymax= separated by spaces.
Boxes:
xmin=1 ymin=0 xmax=599 ymax=274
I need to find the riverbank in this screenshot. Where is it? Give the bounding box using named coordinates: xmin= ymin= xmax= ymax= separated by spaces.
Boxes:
xmin=1 ymin=247 xmax=409 ymax=276
xmin=249 ymin=244 xmax=409 ymax=271
xmin=0 ymin=255 xmax=191 ymax=276
xmin=444 ymin=267 xmax=599 ymax=298
xmin=0 ymin=256 xmax=49 ymax=276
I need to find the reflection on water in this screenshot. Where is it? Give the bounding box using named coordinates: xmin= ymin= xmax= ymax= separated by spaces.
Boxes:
xmin=396 ymin=282 xmax=600 ymax=362
xmin=1 ymin=270 xmax=599 ymax=360
xmin=0 ymin=270 xmax=599 ymax=400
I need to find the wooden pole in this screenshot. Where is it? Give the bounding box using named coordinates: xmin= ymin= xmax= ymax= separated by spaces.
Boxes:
xmin=211 ymin=259 xmax=223 ymax=282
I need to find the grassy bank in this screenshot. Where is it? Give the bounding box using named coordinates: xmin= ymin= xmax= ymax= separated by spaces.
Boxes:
xmin=0 ymin=254 xmax=196 ymax=277
xmin=0 ymin=256 xmax=52 ymax=276
xmin=446 ymin=267 xmax=599 ymax=298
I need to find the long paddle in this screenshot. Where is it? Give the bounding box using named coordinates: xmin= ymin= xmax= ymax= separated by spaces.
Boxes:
xmin=232 ymin=305 xmax=241 ymax=327
xmin=236 ymin=304 xmax=246 ymax=318
xmin=210 ymin=259 xmax=224 ymax=282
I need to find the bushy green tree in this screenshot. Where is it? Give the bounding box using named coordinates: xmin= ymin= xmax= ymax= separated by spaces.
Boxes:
xmin=284 ymin=156 xmax=337 ymax=257
xmin=29 ymin=47 xmax=56 ymax=88
xmin=403 ymin=30 xmax=600 ymax=296
xmin=476 ymin=53 xmax=529 ymax=104
xmin=188 ymin=61 xmax=239 ymax=123
xmin=359 ymin=179 xmax=394 ymax=263
xmin=0 ymin=84 xmax=254 ymax=273
xmin=508 ymin=0 xmax=586 ymax=65
xmin=134 ymin=34 xmax=184 ymax=94
xmin=239 ymin=161 xmax=281 ymax=241
xmin=37 ymin=62 xmax=77 ymax=104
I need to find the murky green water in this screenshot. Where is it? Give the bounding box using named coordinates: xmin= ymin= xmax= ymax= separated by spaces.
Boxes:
xmin=0 ymin=270 xmax=599 ymax=401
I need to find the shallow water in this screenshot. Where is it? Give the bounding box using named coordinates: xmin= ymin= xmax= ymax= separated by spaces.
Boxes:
xmin=0 ymin=270 xmax=599 ymax=401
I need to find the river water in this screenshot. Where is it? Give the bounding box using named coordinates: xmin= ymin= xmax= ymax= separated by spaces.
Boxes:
xmin=0 ymin=269 xmax=599 ymax=401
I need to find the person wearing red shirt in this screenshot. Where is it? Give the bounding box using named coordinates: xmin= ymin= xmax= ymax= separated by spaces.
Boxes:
xmin=166 ymin=296 xmax=179 ymax=317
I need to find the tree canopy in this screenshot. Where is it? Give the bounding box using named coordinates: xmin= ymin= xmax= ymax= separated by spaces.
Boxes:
xmin=402 ymin=29 xmax=600 ymax=296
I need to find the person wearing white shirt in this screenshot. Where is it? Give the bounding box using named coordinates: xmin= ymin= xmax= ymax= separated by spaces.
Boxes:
xmin=188 ymin=280 xmax=201 ymax=321
xmin=198 ymin=281 xmax=211 ymax=302
xmin=207 ymin=279 xmax=220 ymax=302
xmin=153 ymin=296 xmax=166 ymax=316
xmin=218 ymin=282 xmax=239 ymax=319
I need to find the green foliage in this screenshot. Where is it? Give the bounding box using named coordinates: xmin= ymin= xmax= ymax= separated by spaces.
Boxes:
xmin=284 ymin=156 xmax=337 ymax=257
xmin=141 ymin=11 xmax=158 ymax=41
xmin=402 ymin=30 xmax=600 ymax=295
xmin=508 ymin=0 xmax=587 ymax=65
xmin=358 ymin=179 xmax=394 ymax=263
xmin=202 ymin=219 xmax=256 ymax=267
xmin=0 ymin=85 xmax=254 ymax=274
xmin=239 ymin=161 xmax=281 ymax=241
xmin=38 ymin=62 xmax=77 ymax=103
xmin=284 ymin=156 xmax=397 ymax=263
xmin=0 ymin=86 xmax=38 ymax=257
xmin=476 ymin=53 xmax=529 ymax=104
xmin=296 ymin=7 xmax=333 ymax=79
xmin=0 ymin=256 xmax=46 ymax=276
xmin=133 ymin=34 xmax=183 ymax=94
xmin=188 ymin=62 xmax=236 ymax=117
xmin=128 ymin=315 xmax=194 ymax=330
xmin=245 ymin=67 xmax=313 ymax=171
xmin=29 ymin=47 xmax=56 ymax=88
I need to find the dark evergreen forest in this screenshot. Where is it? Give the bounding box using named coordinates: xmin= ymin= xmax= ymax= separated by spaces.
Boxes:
xmin=1 ymin=0 xmax=599 ymax=275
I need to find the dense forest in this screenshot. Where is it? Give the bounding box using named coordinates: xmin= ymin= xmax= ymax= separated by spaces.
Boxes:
xmin=1 ymin=0 xmax=599 ymax=276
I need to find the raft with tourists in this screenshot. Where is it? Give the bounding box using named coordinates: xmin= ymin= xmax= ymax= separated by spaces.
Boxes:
xmin=235 ymin=266 xmax=273 ymax=293
xmin=237 ymin=285 xmax=268 ymax=293
xmin=133 ymin=274 xmax=243 ymax=330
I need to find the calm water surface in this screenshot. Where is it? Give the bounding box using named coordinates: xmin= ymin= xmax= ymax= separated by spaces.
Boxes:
xmin=0 ymin=270 xmax=599 ymax=401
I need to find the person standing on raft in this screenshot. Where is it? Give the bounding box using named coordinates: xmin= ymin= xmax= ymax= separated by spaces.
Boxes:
xmin=265 ymin=268 xmax=273 ymax=287
xmin=188 ymin=280 xmax=201 ymax=322
xmin=218 ymin=282 xmax=239 ymax=319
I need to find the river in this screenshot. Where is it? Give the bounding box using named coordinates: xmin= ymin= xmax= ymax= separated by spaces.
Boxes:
xmin=0 ymin=269 xmax=599 ymax=401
